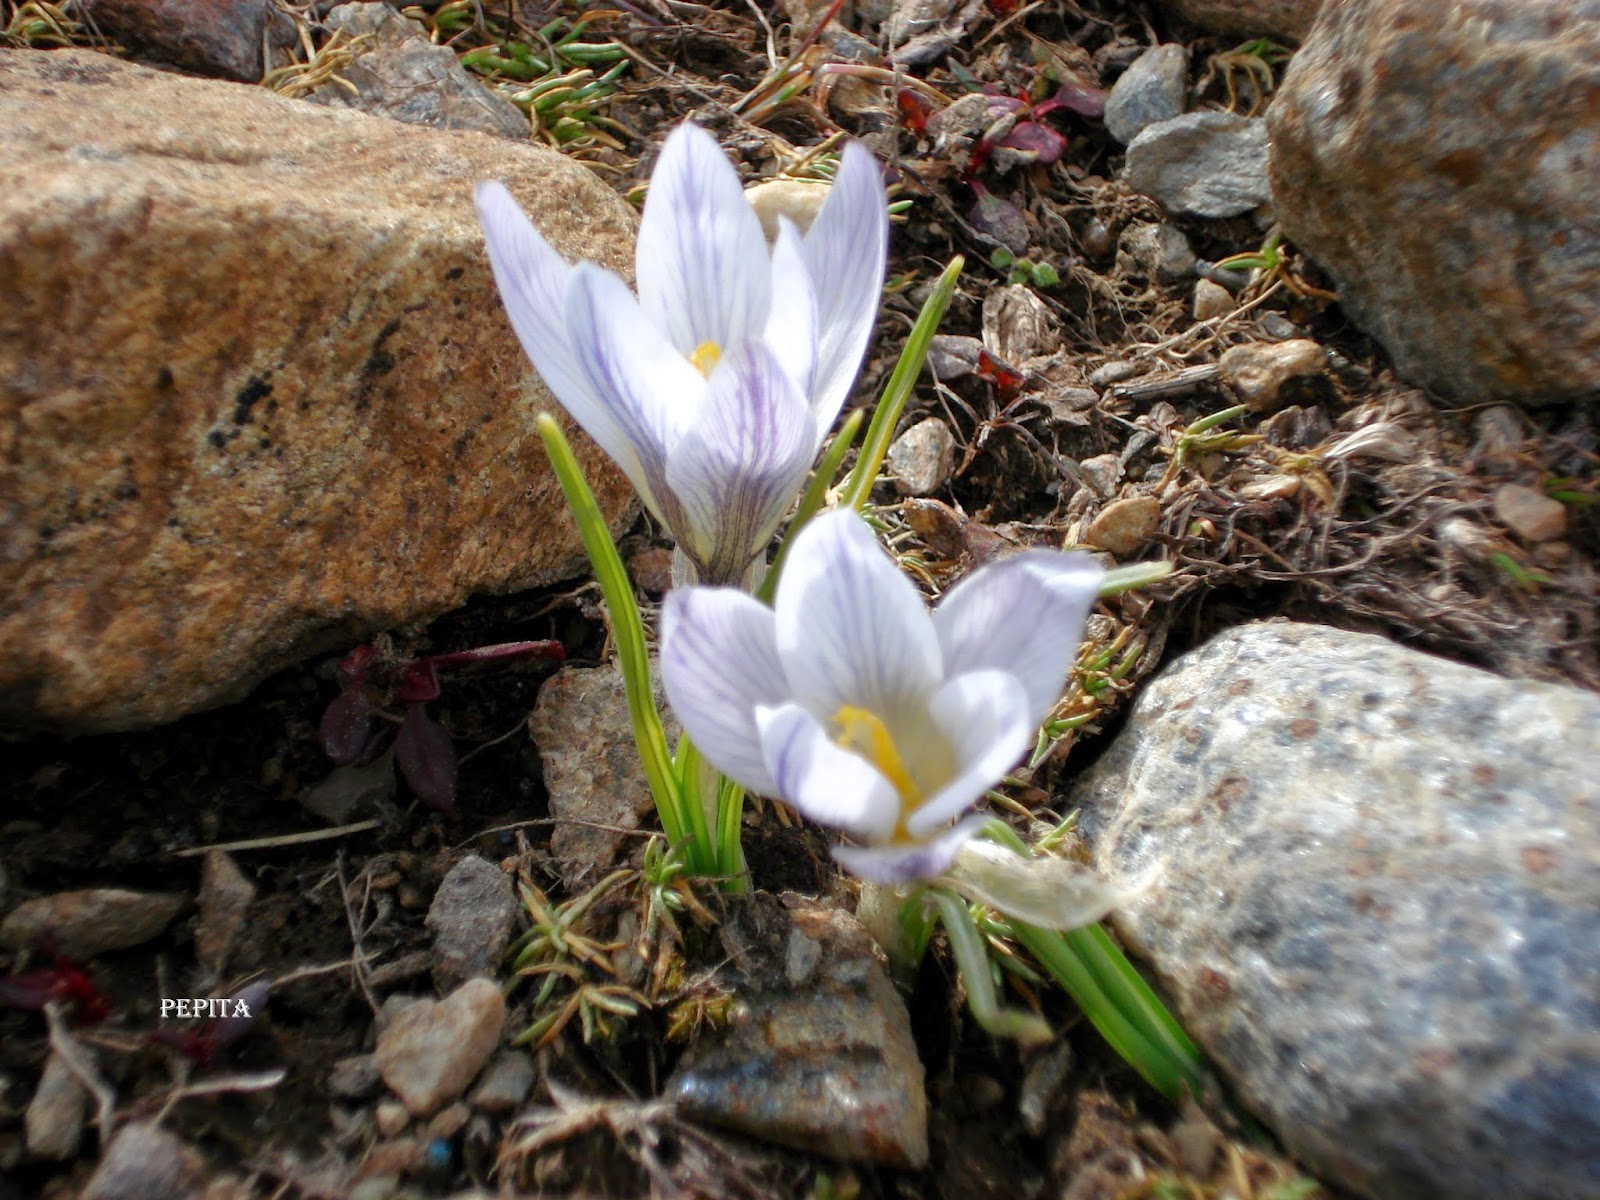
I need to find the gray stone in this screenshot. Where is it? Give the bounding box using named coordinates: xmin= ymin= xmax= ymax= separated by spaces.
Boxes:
xmin=425 ymin=855 xmax=518 ymax=990
xmin=309 ymin=4 xmax=528 ymax=140
xmin=469 ymin=1050 xmax=536 ymax=1114
xmin=82 ymin=1122 xmax=204 ymax=1200
xmin=1269 ymin=0 xmax=1600 ymax=405
xmin=1075 ymin=621 xmax=1600 ymax=1200
xmin=77 ymin=0 xmax=297 ymax=83
xmin=0 ymin=50 xmax=635 ymax=734
xmin=376 ymin=978 xmax=506 ymax=1117
xmin=1077 ymin=453 xmax=1123 ymax=500
xmin=1150 ymin=0 xmax=1320 ymax=41
xmin=530 ymin=664 xmax=680 ymax=889
xmin=887 ymin=418 xmax=957 ymax=496
xmin=25 ymin=1051 xmax=87 ymax=1161
xmin=328 ymin=1053 xmax=383 ymax=1100
xmin=667 ymin=899 xmax=928 ymax=1168
xmin=1 ymin=889 xmax=185 ymax=959
xmin=1119 ymin=222 xmax=1196 ymax=283
xmin=1104 ymin=44 xmax=1188 ymax=145
xmin=1124 ymin=113 xmax=1271 ymax=218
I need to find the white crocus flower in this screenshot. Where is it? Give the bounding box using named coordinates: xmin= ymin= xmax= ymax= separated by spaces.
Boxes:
xmin=475 ymin=123 xmax=888 ymax=586
xmin=659 ymin=509 xmax=1104 ymax=884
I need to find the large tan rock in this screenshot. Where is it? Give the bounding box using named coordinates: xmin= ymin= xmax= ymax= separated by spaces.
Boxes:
xmin=0 ymin=49 xmax=636 ymax=733
xmin=1269 ymin=0 xmax=1600 ymax=406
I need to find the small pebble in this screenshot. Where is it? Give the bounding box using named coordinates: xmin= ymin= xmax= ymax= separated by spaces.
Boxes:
xmin=1492 ymin=483 xmax=1567 ymax=543
xmin=425 ymin=855 xmax=518 ymax=991
xmin=376 ymin=978 xmax=506 ymax=1117
xmin=1085 ymin=496 xmax=1161 ymax=558
xmin=196 ymin=850 xmax=256 ymax=976
xmin=886 ymin=418 xmax=957 ymax=496
xmin=1088 ymin=360 xmax=1145 ymax=388
xmin=25 ymin=1050 xmax=87 ymax=1161
xmin=1217 ymin=339 xmax=1326 ymax=412
xmin=81 ymin=1122 xmax=204 ymax=1200
xmin=469 ymin=1050 xmax=536 ymax=1115
xmin=425 ymin=1102 xmax=470 ymax=1141
xmin=328 ymin=1054 xmax=384 ymax=1100
xmin=1078 ymin=453 xmax=1123 ymax=500
xmin=375 ymin=1101 xmax=410 ymax=1137
xmin=0 ymin=889 xmax=186 ymax=959
xmin=1192 ymin=278 xmax=1233 ymax=321
xmin=744 ymin=177 xmax=830 ymax=241
xmin=1104 ymin=43 xmax=1188 ymax=145
xmin=1119 ymin=221 xmax=1196 ymax=282
xmin=1080 ymin=217 xmax=1117 ymax=259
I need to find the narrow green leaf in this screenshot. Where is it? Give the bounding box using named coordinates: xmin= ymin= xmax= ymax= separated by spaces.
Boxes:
xmin=841 ymin=256 xmax=964 ymax=512
xmin=536 ymin=415 xmax=688 ymax=849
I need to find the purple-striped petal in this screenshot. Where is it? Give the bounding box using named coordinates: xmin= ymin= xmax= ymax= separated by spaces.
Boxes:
xmin=831 ymin=813 xmax=990 ymax=884
xmin=801 ymin=141 xmax=888 ymax=436
xmin=756 ymin=702 xmax=900 ymax=839
xmin=475 ymin=182 xmax=595 ymax=426
xmin=636 ymin=123 xmax=772 ymax=358
xmin=906 ymin=669 xmax=1032 ymax=836
xmin=775 ymin=510 xmax=943 ymax=723
xmin=565 ymin=262 xmax=705 ymax=520
xmin=660 ymin=588 xmax=788 ymax=796
xmin=762 ymin=218 xmax=819 ymax=404
xmin=933 ymin=551 xmax=1103 ymax=728
xmin=664 ymin=341 xmax=815 ymax=585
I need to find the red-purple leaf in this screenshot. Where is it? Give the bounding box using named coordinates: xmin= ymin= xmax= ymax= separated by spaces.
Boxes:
xmin=397 ymin=704 xmax=457 ymax=813
xmin=970 ymin=182 xmax=1031 ymax=254
xmin=999 ymin=120 xmax=1067 ymax=165
xmin=320 ymin=687 xmax=377 ymax=767
xmin=336 ymin=644 xmax=378 ymax=689
xmin=1034 ymin=80 xmax=1105 ymax=121
xmin=423 ymin=640 xmax=566 ymax=673
xmin=395 ymin=659 xmax=442 ymax=705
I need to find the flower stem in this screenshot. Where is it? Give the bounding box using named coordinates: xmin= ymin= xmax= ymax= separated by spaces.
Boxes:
xmin=841 ymin=256 xmax=964 ymax=512
xmin=536 ymin=415 xmax=709 ymax=870
xmin=931 ymin=889 xmax=1053 ymax=1048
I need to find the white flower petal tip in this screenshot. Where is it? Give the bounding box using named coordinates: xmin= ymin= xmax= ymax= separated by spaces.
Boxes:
xmin=831 ymin=815 xmax=992 ymax=885
xmin=944 ymin=840 xmax=1156 ymax=930
xmin=477 ymin=122 xmax=877 ymax=585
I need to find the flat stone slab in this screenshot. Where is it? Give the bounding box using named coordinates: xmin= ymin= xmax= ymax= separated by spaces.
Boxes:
xmin=1074 ymin=621 xmax=1600 ymax=1200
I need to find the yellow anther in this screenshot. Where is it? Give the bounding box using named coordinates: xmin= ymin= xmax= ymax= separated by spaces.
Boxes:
xmin=689 ymin=341 xmax=722 ymax=376
xmin=833 ymin=704 xmax=921 ymax=809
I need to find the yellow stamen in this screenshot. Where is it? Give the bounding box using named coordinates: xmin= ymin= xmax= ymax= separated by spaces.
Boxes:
xmin=689 ymin=341 xmax=722 ymax=376
xmin=834 ymin=704 xmax=921 ymax=840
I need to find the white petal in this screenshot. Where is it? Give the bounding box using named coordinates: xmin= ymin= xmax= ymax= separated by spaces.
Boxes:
xmin=756 ymin=702 xmax=900 ymax=839
xmin=933 ymin=550 xmax=1103 ymax=728
xmin=564 ymin=263 xmax=705 ymax=520
xmin=664 ymin=342 xmax=816 ymax=585
xmin=475 ymin=181 xmax=595 ymax=424
xmin=905 ymin=669 xmax=1031 ymax=837
xmin=831 ymin=813 xmax=990 ymax=884
xmin=762 ymin=217 xmax=819 ymax=405
xmin=801 ymin=141 xmax=888 ymax=435
xmin=944 ymin=840 xmax=1145 ymax=930
xmin=774 ymin=510 xmax=942 ymax=721
xmin=636 ymin=123 xmax=772 ymax=356
xmin=659 ymin=589 xmax=788 ymax=796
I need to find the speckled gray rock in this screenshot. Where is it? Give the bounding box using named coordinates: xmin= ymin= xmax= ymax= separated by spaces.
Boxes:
xmin=1124 ymin=113 xmax=1271 ymax=218
xmin=1075 ymin=621 xmax=1600 ymax=1200
xmin=425 ymin=855 xmax=518 ymax=990
xmin=530 ymin=664 xmax=680 ymax=889
xmin=667 ymin=898 xmax=928 ymax=1168
xmin=309 ymin=4 xmax=528 ymax=139
xmin=1269 ymin=0 xmax=1600 ymax=405
xmin=1104 ymin=44 xmax=1188 ymax=145
xmin=887 ymin=417 xmax=956 ymax=496
xmin=81 ymin=1122 xmax=205 ymax=1200
xmin=1119 ymin=222 xmax=1196 ymax=282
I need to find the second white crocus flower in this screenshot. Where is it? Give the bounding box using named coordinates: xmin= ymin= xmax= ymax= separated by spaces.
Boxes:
xmin=476 ymin=123 xmax=888 ymax=586
xmin=660 ymin=509 xmax=1104 ymax=885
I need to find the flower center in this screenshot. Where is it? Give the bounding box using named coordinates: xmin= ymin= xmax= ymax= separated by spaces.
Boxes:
xmin=833 ymin=704 xmax=921 ymax=840
xmin=689 ymin=341 xmax=722 ymax=377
